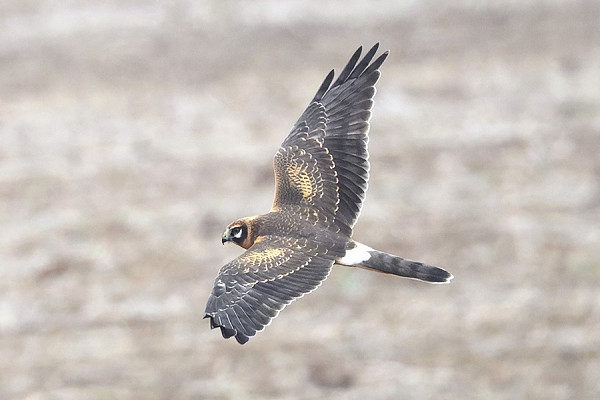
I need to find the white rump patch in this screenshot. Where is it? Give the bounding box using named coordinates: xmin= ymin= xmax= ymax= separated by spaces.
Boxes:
xmin=337 ymin=242 xmax=374 ymax=266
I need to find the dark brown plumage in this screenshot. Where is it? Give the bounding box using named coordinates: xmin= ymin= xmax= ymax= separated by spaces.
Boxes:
xmin=205 ymin=44 xmax=453 ymax=344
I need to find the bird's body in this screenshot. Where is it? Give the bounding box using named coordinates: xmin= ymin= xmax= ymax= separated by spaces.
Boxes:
xmin=205 ymin=44 xmax=453 ymax=344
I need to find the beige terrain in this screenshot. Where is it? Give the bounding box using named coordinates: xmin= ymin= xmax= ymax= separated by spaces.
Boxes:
xmin=1 ymin=1 xmax=599 ymax=399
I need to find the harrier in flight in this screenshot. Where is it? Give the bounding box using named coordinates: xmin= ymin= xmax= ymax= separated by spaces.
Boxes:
xmin=205 ymin=43 xmax=453 ymax=344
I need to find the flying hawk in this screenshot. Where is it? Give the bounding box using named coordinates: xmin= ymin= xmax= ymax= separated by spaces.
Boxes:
xmin=205 ymin=43 xmax=453 ymax=344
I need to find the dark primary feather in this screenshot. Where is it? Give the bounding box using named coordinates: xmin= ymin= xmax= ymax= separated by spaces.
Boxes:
xmin=330 ymin=46 xmax=362 ymax=88
xmin=312 ymin=70 xmax=335 ymax=103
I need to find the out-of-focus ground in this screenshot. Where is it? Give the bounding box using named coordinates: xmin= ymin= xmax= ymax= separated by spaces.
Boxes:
xmin=1 ymin=1 xmax=599 ymax=399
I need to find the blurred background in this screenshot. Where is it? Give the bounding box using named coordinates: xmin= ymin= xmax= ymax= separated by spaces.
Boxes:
xmin=1 ymin=1 xmax=599 ymax=399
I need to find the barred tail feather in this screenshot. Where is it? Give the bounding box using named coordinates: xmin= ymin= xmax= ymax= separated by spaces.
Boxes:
xmin=360 ymin=250 xmax=453 ymax=283
xmin=338 ymin=242 xmax=453 ymax=283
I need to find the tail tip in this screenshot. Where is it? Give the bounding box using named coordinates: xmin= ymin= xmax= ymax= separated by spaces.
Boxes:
xmin=430 ymin=270 xmax=453 ymax=284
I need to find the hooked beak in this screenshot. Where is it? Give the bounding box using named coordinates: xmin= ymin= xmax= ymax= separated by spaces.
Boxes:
xmin=222 ymin=229 xmax=231 ymax=245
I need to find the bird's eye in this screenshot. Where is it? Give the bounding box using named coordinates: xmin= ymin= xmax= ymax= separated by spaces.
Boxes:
xmin=231 ymin=226 xmax=243 ymax=239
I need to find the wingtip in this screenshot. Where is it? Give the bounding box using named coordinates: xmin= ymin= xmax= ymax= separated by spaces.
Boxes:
xmin=205 ymin=313 xmax=252 ymax=344
xmin=367 ymin=42 xmax=389 ymax=55
xmin=235 ymin=333 xmax=250 ymax=345
xmin=220 ymin=326 xmax=236 ymax=339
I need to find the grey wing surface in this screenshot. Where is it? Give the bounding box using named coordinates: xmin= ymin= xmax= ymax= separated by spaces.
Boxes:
xmin=282 ymin=43 xmax=389 ymax=236
xmin=204 ymin=235 xmax=338 ymax=344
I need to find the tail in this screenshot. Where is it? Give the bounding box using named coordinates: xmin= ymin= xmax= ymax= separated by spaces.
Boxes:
xmin=337 ymin=242 xmax=453 ymax=283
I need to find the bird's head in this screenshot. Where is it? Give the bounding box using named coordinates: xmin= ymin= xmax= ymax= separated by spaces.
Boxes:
xmin=222 ymin=218 xmax=256 ymax=249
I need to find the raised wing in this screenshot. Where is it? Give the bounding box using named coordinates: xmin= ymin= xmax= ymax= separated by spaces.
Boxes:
xmin=204 ymin=235 xmax=340 ymax=344
xmin=274 ymin=44 xmax=389 ymax=236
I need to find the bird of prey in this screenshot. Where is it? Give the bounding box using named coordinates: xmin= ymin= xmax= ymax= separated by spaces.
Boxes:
xmin=205 ymin=43 xmax=453 ymax=344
